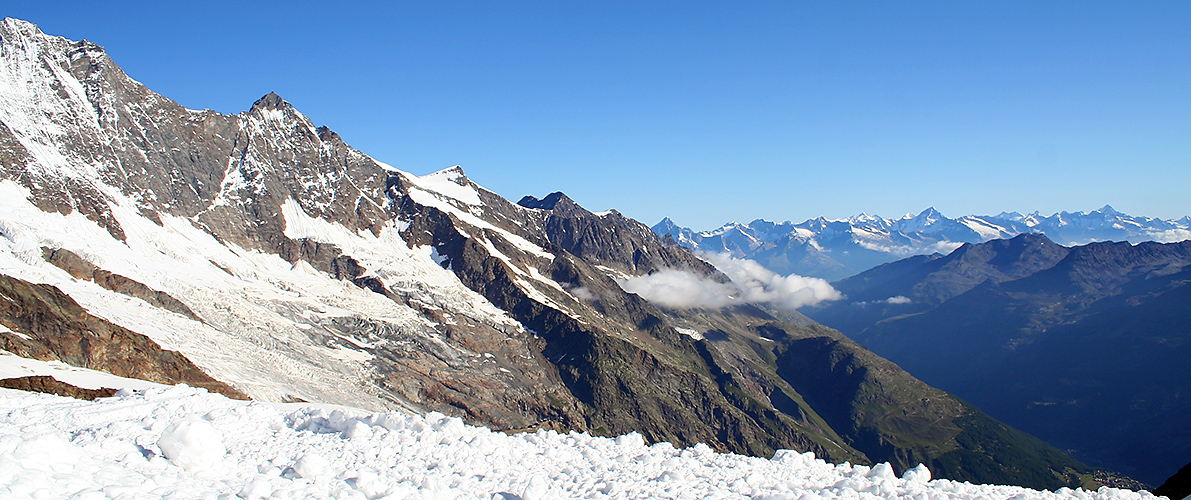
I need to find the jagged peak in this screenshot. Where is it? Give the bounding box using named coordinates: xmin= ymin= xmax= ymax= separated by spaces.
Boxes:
xmin=1097 ymin=204 xmax=1121 ymax=215
xmin=653 ymin=217 xmax=679 ymax=231
xmin=918 ymin=207 xmax=942 ymax=218
xmin=314 ymin=125 xmax=341 ymax=144
xmin=246 ymin=92 xmax=321 ymax=136
xmin=1 ymin=18 xmax=106 ymax=61
xmin=249 ymin=92 xmax=293 ymax=113
xmin=517 ymin=191 xmax=573 ymax=210
xmin=1 ymin=17 xmax=42 ymax=37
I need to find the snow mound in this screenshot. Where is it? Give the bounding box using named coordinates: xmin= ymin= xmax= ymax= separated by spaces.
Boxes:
xmin=156 ymin=418 xmax=226 ymax=471
xmin=0 ymin=385 xmax=1159 ymax=500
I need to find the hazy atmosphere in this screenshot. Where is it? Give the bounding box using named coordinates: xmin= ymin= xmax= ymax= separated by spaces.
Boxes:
xmin=8 ymin=1 xmax=1189 ymax=229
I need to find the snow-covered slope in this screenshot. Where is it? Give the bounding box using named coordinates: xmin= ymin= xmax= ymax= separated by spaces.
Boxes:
xmin=0 ymin=17 xmax=576 ymax=424
xmin=0 ymin=386 xmax=1159 ymax=500
xmin=655 ymin=206 xmax=1191 ymax=281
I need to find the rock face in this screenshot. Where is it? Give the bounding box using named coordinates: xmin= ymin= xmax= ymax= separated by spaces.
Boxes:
xmin=0 ymin=375 xmax=117 ymax=400
xmin=803 ymin=233 xmax=1191 ymax=484
xmin=0 ymin=17 xmax=1121 ymax=489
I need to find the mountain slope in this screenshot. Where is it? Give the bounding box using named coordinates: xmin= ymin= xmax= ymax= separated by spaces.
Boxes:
xmin=0 ymin=17 xmax=1122 ymax=489
xmin=803 ymin=234 xmax=1191 ymax=484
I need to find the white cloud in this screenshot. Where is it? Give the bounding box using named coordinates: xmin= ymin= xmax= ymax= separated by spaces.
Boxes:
xmin=616 ymin=269 xmax=739 ymax=309
xmin=884 ymin=296 xmax=912 ymax=305
xmin=616 ymin=253 xmax=841 ymax=311
xmin=1145 ymin=229 xmax=1191 ymax=243
xmin=568 ymin=286 xmax=598 ymax=302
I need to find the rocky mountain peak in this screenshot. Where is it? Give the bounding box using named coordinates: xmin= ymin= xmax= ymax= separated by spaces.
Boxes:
xmin=249 ymin=91 xmax=289 ymax=112
xmin=0 ymin=17 xmax=41 ymax=39
xmin=517 ymin=191 xmax=575 ymax=211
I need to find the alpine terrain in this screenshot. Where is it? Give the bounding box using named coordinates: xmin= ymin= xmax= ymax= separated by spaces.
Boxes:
xmin=802 ymin=233 xmax=1191 ymax=485
xmin=0 ymin=18 xmax=1138 ymax=490
xmin=655 ymin=208 xmax=1191 ymax=281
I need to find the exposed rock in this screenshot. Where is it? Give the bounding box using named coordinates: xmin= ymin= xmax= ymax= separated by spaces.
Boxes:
xmin=0 ymin=375 xmax=117 ymax=400
xmin=0 ymin=274 xmax=245 ymax=399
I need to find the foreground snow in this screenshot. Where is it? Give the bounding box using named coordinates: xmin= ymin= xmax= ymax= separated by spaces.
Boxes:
xmin=0 ymin=386 xmax=1158 ymax=500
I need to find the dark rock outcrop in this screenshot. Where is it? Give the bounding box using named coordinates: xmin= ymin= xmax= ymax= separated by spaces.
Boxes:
xmin=0 ymin=375 xmax=118 ymax=400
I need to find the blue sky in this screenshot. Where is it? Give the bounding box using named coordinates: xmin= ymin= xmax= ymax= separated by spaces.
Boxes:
xmin=8 ymin=1 xmax=1190 ymax=230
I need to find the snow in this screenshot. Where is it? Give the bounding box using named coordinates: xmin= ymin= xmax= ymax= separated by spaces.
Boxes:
xmin=405 ymin=167 xmax=483 ymax=206
xmin=156 ymin=418 xmax=227 ymax=471
xmin=0 ymin=385 xmax=1157 ymax=500
xmin=0 ymin=178 xmax=532 ymax=412
xmin=401 ymin=178 xmax=555 ymax=261
xmin=957 ymin=216 xmax=1011 ymax=240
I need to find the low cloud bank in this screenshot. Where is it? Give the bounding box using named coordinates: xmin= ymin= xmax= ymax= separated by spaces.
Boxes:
xmin=617 ymin=253 xmax=841 ymax=311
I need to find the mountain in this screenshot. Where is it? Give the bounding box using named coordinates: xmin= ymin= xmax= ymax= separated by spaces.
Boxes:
xmin=0 ymin=18 xmax=1125 ymax=489
xmin=654 ymin=206 xmax=1191 ymax=281
xmin=1155 ymin=461 xmax=1191 ymax=500
xmin=801 ymin=233 xmax=1191 ymax=484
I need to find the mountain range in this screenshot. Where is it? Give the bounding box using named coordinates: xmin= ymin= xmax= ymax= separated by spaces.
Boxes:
xmin=0 ymin=17 xmax=1141 ymax=490
xmin=801 ymin=233 xmax=1191 ymax=485
xmin=654 ymin=207 xmax=1191 ymax=281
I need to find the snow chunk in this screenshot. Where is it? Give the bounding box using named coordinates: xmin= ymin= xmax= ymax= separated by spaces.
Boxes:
xmin=675 ymin=327 xmax=705 ymax=341
xmin=293 ymin=453 xmax=334 ymax=480
xmin=157 ymin=417 xmax=226 ymax=471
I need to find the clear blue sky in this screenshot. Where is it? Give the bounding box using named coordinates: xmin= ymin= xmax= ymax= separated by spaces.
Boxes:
xmin=8 ymin=1 xmax=1190 ymax=230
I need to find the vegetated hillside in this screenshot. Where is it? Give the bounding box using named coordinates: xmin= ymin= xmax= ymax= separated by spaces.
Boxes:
xmin=802 ymin=233 xmax=1191 ymax=484
xmin=0 ymin=17 xmax=1122 ymax=489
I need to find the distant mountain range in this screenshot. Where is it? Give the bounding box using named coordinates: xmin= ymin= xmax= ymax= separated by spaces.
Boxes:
xmin=801 ymin=233 xmax=1191 ymax=485
xmin=654 ymin=207 xmax=1191 ymax=280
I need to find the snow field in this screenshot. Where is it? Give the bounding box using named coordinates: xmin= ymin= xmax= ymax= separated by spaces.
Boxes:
xmin=0 ymin=386 xmax=1158 ymax=500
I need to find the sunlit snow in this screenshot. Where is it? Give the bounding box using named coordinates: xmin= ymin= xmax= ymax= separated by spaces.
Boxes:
xmin=0 ymin=385 xmax=1160 ymax=500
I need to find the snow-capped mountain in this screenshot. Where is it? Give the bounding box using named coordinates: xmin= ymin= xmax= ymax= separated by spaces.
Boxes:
xmin=655 ymin=206 xmax=1191 ymax=281
xmin=0 ymin=18 xmax=1141 ymax=490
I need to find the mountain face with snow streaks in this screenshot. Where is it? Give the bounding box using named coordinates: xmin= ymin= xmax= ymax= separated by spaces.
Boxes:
xmin=656 ymin=207 xmax=1191 ymax=281
xmin=0 ymin=18 xmax=1131 ymax=490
